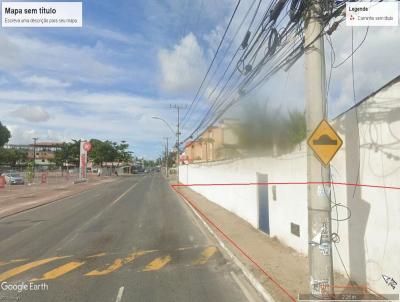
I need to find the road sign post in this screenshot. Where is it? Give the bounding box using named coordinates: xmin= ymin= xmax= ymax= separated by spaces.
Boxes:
xmin=79 ymin=141 xmax=92 ymax=181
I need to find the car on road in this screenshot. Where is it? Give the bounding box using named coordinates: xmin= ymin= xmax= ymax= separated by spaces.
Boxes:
xmin=1 ymin=172 xmax=25 ymax=185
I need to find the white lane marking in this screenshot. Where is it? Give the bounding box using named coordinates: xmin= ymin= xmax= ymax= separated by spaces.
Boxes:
xmin=55 ymin=180 xmax=143 ymax=251
xmin=111 ymin=181 xmax=139 ymax=205
xmin=115 ymin=286 xmax=124 ymax=302
xmin=230 ymin=271 xmax=256 ymax=302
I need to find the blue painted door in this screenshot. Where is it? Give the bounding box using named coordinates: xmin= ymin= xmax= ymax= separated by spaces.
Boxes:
xmin=257 ymin=173 xmax=270 ymax=234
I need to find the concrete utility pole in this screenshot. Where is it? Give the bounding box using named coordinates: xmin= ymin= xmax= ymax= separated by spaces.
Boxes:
xmin=170 ymin=104 xmax=184 ymax=183
xmin=32 ymin=137 xmax=39 ymax=173
xmin=304 ymin=0 xmax=334 ymax=298
xmin=164 ymin=137 xmax=169 ymax=177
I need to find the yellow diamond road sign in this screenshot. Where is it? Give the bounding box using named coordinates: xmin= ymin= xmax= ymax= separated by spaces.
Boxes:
xmin=307 ymin=120 xmax=343 ymax=166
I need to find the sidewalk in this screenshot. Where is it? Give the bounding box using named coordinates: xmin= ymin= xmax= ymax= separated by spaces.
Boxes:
xmin=0 ymin=175 xmax=117 ymax=219
xmin=173 ymin=184 xmax=351 ymax=302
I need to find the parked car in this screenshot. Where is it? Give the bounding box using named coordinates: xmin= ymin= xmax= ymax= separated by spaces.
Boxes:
xmin=1 ymin=172 xmax=25 ymax=185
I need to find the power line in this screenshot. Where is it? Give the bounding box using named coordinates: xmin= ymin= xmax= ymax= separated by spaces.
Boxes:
xmin=183 ymin=1 xmax=348 ymax=144
xmin=181 ymin=0 xmax=261 ymax=130
xmin=183 ymin=0 xmax=265 ymax=132
xmin=350 ymin=26 xmax=361 ymax=198
xmin=185 ymin=0 xmax=291 ymax=134
xmin=333 ymin=26 xmax=369 ymax=69
xmin=181 ymin=0 xmax=243 ymax=125
xmin=191 ymin=3 xmax=297 ymax=133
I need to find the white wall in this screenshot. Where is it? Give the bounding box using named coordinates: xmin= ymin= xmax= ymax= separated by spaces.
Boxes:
xmin=179 ymin=78 xmax=400 ymax=295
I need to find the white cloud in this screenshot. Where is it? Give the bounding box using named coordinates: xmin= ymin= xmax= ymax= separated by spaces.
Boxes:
xmin=11 ymin=105 xmax=50 ymax=123
xmin=0 ymin=32 xmax=123 ymax=85
xmin=0 ymin=87 xmax=183 ymax=158
xmin=86 ymin=25 xmax=148 ymax=47
xmin=158 ymin=33 xmax=207 ymax=94
xmin=6 ymin=124 xmax=69 ymax=144
xmin=6 ymin=125 xmax=39 ymax=144
xmin=22 ymin=75 xmax=70 ymax=88
xmin=325 ymin=25 xmax=400 ymax=117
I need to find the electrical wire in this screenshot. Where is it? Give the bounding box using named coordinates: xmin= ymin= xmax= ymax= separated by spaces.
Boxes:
xmin=326 ymin=33 xmax=336 ymax=117
xmin=188 ymin=0 xmax=268 ymax=132
xmin=183 ymin=1 xmax=348 ymax=144
xmin=332 ymin=26 xmax=369 ymax=69
xmin=184 ymin=0 xmax=273 ymax=135
xmin=350 ymin=26 xmax=362 ymax=198
xmin=182 ymin=0 xmax=261 ymax=130
xmin=181 ymin=0 xmax=243 ymax=126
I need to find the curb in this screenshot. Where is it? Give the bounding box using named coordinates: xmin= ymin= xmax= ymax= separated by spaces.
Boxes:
xmin=171 ymin=186 xmax=276 ymax=302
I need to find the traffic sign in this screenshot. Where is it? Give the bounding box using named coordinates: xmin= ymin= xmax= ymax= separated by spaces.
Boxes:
xmin=83 ymin=141 xmax=92 ymax=152
xmin=307 ymin=120 xmax=343 ymax=166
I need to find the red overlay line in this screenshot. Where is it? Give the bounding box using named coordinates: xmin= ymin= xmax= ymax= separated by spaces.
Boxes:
xmin=172 ymin=181 xmax=400 ymax=190
xmin=172 ymin=185 xmax=297 ymax=302
xmin=171 ymin=182 xmax=390 ymax=301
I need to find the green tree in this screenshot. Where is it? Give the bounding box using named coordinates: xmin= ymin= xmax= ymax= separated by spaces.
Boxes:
xmin=0 ymin=149 xmax=28 ymax=167
xmin=286 ymin=110 xmax=306 ymax=149
xmin=115 ymin=141 xmax=132 ymax=164
xmin=89 ymin=139 xmax=117 ymax=166
xmin=53 ymin=141 xmax=80 ymax=165
xmin=52 ymin=141 xmax=80 ymax=170
xmin=0 ymin=122 xmax=11 ymax=147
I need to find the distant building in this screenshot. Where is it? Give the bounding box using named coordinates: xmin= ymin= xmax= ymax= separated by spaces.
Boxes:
xmin=183 ymin=119 xmax=240 ymax=163
xmin=5 ymin=142 xmax=63 ymax=166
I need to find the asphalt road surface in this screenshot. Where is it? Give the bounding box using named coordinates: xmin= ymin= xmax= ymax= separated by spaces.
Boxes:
xmin=0 ymin=174 xmax=261 ymax=302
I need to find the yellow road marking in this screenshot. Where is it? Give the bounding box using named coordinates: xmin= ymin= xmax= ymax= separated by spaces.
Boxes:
xmin=142 ymin=256 xmax=171 ymax=272
xmin=0 ymin=259 xmax=29 ymax=267
xmin=85 ymin=250 xmax=153 ymax=276
xmin=193 ymin=247 xmax=218 ymax=265
xmin=30 ymin=261 xmax=85 ymax=281
xmin=86 ymin=252 xmax=106 ymax=259
xmin=86 ymin=259 xmax=123 ymax=276
xmin=0 ymin=256 xmax=70 ymax=282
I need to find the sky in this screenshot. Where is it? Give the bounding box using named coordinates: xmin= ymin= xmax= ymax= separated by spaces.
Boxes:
xmin=0 ymin=0 xmax=399 ymax=159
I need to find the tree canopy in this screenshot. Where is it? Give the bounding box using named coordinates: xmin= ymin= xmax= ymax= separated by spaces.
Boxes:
xmin=52 ymin=140 xmax=81 ymax=167
xmin=0 ymin=148 xmax=28 ymax=167
xmin=0 ymin=122 xmax=11 ymax=148
xmin=52 ymin=139 xmax=133 ymax=167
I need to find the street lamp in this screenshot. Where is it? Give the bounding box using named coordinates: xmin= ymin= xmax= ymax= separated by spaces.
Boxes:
xmin=32 ymin=137 xmax=39 ymax=173
xmin=152 ymin=116 xmax=179 ymax=179
xmin=151 ymin=116 xmax=175 ymax=135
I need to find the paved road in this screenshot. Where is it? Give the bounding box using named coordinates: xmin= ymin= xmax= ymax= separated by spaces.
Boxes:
xmin=0 ymin=174 xmax=260 ymax=302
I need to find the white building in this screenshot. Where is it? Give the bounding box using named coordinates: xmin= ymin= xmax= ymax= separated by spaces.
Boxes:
xmin=180 ymin=75 xmax=400 ymax=295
